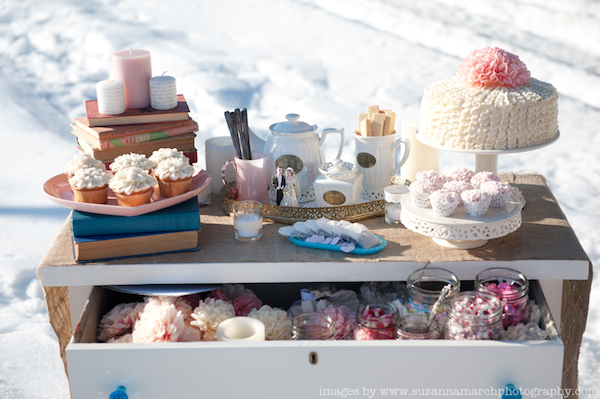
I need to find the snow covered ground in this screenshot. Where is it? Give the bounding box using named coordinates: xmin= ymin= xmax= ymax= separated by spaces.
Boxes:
xmin=1 ymin=0 xmax=598 ymax=397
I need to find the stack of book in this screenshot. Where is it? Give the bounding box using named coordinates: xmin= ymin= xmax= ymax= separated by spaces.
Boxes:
xmin=72 ymin=94 xmax=198 ymax=165
xmin=70 ymin=197 xmax=201 ymax=262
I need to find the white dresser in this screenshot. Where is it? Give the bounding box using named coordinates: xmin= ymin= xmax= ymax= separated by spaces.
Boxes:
xmin=37 ymin=173 xmax=592 ymax=399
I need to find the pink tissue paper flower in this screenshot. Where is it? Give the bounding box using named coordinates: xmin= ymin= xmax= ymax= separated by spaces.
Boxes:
xmin=456 ymin=46 xmax=531 ymax=89
xmin=131 ymin=297 xmax=201 ymax=343
xmin=97 ymin=302 xmax=145 ymax=342
xmin=209 ymin=284 xmax=263 ymax=316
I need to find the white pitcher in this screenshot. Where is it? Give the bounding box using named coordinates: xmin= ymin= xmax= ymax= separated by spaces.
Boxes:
xmin=354 ymin=131 xmax=410 ymax=200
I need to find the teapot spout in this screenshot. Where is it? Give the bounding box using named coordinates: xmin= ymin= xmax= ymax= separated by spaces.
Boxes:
xmin=249 ymin=127 xmax=266 ymax=154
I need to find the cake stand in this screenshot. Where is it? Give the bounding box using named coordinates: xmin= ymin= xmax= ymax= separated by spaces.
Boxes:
xmin=415 ymin=132 xmax=560 ymax=175
xmin=400 ymin=194 xmax=523 ymax=249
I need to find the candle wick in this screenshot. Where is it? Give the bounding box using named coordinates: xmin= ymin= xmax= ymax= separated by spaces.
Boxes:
xmin=129 ymin=48 xmax=132 ymax=56
xmin=162 ymin=71 xmax=167 ymax=76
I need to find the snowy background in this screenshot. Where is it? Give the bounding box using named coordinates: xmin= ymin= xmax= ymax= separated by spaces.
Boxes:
xmin=1 ymin=0 xmax=599 ymax=397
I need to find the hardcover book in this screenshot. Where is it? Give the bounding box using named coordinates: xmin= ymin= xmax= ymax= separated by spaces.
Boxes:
xmin=70 ymin=197 xmax=201 ymax=237
xmin=72 ymin=229 xmax=200 ymax=262
xmin=85 ymin=94 xmax=190 ymax=126
xmin=71 ymin=119 xmax=198 ymax=149
xmin=76 ymin=133 xmax=196 ymax=162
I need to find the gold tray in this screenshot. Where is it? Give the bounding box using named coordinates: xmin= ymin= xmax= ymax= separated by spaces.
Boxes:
xmin=221 ymin=177 xmax=410 ymax=224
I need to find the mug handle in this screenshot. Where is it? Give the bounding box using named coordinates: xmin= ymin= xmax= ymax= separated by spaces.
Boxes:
xmin=221 ymin=160 xmax=238 ymax=199
xmin=391 ymin=138 xmax=411 ymax=176
xmin=320 ymin=128 xmax=345 ymax=160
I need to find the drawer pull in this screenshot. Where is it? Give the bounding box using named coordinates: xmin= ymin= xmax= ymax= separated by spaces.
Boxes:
xmin=502 ymin=384 xmax=522 ymax=399
xmin=309 ymin=351 xmax=319 ymax=365
xmin=109 ymin=386 xmax=128 ymax=399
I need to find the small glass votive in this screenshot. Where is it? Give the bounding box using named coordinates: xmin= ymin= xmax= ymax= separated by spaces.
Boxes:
xmin=291 ymin=312 xmax=335 ymax=340
xmin=384 ymin=185 xmax=410 ymax=225
xmin=395 ymin=313 xmax=440 ymax=340
xmin=233 ymin=200 xmax=263 ymax=242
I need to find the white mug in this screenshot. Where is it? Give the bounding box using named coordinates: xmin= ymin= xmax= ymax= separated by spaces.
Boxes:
xmin=354 ymin=131 xmax=410 ymax=200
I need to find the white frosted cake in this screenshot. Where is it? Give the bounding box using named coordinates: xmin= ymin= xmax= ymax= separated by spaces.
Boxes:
xmin=419 ymin=47 xmax=559 ymax=150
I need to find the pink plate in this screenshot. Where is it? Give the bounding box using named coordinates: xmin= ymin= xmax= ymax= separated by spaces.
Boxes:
xmin=44 ymin=167 xmax=211 ymax=216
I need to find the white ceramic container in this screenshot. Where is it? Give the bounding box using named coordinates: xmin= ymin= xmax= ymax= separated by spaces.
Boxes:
xmin=313 ymin=159 xmax=363 ymax=207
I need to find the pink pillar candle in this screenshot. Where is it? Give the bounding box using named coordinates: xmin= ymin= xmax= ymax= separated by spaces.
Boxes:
xmin=112 ymin=49 xmax=152 ymax=109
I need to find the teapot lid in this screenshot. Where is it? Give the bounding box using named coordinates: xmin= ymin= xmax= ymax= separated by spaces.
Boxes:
xmin=270 ymin=114 xmax=316 ymax=133
xmin=319 ymin=159 xmax=358 ymax=180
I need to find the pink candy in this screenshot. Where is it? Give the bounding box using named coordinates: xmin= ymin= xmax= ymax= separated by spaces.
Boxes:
xmin=354 ymin=304 xmax=398 ymax=340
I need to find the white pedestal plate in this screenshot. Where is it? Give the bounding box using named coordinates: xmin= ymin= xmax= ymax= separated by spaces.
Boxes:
xmin=415 ymin=132 xmax=560 ymax=175
xmin=401 ymin=193 xmax=523 ymax=249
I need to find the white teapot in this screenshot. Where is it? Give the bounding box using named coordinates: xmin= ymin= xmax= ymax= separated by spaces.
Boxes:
xmin=250 ymin=113 xmax=345 ymax=203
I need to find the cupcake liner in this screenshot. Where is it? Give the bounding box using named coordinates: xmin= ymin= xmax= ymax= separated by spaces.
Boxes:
xmin=158 ymin=176 xmax=192 ymax=198
xmin=72 ymin=185 xmax=108 ymax=204
xmin=463 ymin=197 xmax=491 ymax=217
xmin=411 ymin=192 xmax=430 ymax=208
xmin=489 ymin=192 xmax=512 ymax=209
xmin=431 ymin=200 xmax=459 ymax=217
xmin=115 ymin=187 xmax=154 ymax=207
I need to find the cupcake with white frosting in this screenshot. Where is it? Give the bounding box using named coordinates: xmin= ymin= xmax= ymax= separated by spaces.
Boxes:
xmin=109 ymin=153 xmax=156 ymax=174
xmin=409 ymin=180 xmax=439 ymax=208
xmin=470 ymin=171 xmax=501 ymax=188
xmin=149 ymin=148 xmax=189 ymax=166
xmin=442 ymin=180 xmax=474 ymax=206
xmin=109 ymin=167 xmax=157 ymax=206
xmin=415 ymin=170 xmax=446 ymax=189
xmin=430 ymin=190 xmax=460 ymax=217
xmin=461 ymin=189 xmax=492 ymax=217
xmin=64 ymin=153 xmax=105 ymax=178
xmin=154 ymin=157 xmax=195 ymax=198
xmin=448 ymin=166 xmax=475 ymax=183
xmin=69 ymin=167 xmax=110 ymax=204
xmin=480 ymin=181 xmax=513 ymax=208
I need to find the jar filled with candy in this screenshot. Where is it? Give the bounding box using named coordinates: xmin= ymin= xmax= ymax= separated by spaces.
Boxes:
xmin=405 ymin=268 xmax=460 ymax=317
xmin=291 ymin=312 xmax=335 ymax=340
xmin=475 ymin=267 xmax=529 ymax=329
xmin=444 ymin=291 xmax=503 ymax=340
xmin=354 ymin=302 xmax=398 ymax=340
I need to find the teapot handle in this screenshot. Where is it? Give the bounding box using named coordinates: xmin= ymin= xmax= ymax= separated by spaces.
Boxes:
xmin=320 ymin=128 xmax=345 ymax=160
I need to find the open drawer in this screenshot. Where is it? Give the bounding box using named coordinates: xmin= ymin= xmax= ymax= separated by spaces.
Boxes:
xmin=67 ymin=281 xmax=563 ymax=399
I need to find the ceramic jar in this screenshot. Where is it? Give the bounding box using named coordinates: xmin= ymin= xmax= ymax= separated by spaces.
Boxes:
xmin=313 ymin=159 xmax=363 ymax=207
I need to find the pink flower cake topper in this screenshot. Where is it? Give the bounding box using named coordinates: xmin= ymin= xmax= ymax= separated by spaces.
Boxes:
xmin=456 ymin=46 xmax=531 ymax=89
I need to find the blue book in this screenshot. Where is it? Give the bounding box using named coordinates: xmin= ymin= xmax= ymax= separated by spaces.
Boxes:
xmin=72 ymin=229 xmax=200 ymax=262
xmin=70 ymin=197 xmax=200 ymax=237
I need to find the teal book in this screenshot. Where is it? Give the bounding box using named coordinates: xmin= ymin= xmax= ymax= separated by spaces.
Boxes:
xmin=70 ymin=197 xmax=200 ymax=237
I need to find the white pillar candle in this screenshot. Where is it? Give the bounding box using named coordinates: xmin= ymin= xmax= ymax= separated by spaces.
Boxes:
xmin=217 ymin=317 xmax=265 ymax=341
xmin=149 ymin=74 xmax=178 ymax=110
xmin=205 ymin=136 xmax=237 ymax=195
xmin=399 ymin=119 xmax=439 ymax=182
xmin=96 ymin=80 xmax=126 ymax=115
xmin=112 ymin=49 xmax=152 ymax=109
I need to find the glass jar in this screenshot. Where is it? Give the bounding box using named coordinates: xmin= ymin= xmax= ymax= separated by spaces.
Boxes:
xmin=475 ymin=267 xmax=529 ymax=329
xmin=354 ymin=302 xmax=398 ymax=340
xmin=383 ymin=185 xmax=410 ymax=225
xmin=291 ymin=312 xmax=335 ymax=340
xmin=405 ymin=267 xmax=460 ymax=318
xmin=395 ymin=313 xmax=440 ymax=340
xmin=444 ymin=291 xmax=503 ymax=340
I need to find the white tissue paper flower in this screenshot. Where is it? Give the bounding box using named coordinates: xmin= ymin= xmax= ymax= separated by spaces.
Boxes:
xmin=249 ymin=305 xmax=292 ymax=340
xmin=191 ymin=298 xmax=236 ymax=341
xmin=132 ymin=296 xmax=200 ymax=343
